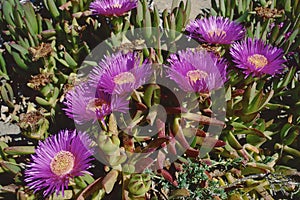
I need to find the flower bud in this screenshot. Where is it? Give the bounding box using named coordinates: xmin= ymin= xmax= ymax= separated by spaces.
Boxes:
xmin=128 ymin=174 xmax=151 ymax=196
xmin=98 ymin=132 xmax=120 ymax=154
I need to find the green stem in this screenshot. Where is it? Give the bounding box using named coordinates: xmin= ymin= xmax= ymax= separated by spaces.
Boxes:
xmin=111 ymin=16 xmax=124 ymax=34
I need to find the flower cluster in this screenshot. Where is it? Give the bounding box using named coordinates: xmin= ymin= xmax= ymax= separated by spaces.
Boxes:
xmin=186 ymin=16 xmax=285 ymax=77
xmin=23 ymin=3 xmax=289 ymax=198
xmin=64 ymin=51 xmax=151 ymax=125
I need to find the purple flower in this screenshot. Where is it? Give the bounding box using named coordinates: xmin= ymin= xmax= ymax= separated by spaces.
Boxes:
xmin=63 ymin=83 xmax=128 ymax=125
xmin=24 ymin=130 xmax=94 ymax=197
xmin=90 ymin=0 xmax=137 ymax=17
xmin=285 ymin=31 xmax=292 ymax=40
xmin=167 ymin=49 xmax=227 ymax=93
xmin=90 ymin=51 xmax=152 ymax=95
xmin=230 ymin=38 xmax=285 ymax=77
xmin=186 ymin=16 xmax=245 ymax=44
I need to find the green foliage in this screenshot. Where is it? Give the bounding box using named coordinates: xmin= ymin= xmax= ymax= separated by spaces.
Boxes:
xmin=0 ymin=0 xmax=299 ymax=199
xmin=175 ymin=160 xmax=227 ymax=200
xmin=0 ymin=0 xmax=98 ymax=139
xmin=209 ymin=0 xmax=300 ymax=52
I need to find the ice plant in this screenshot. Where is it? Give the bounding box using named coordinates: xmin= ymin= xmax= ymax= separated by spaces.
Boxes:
xmin=24 ymin=130 xmax=94 ymax=197
xmin=186 ymin=16 xmax=245 ymax=44
xmin=90 ymin=51 xmax=152 ymax=95
xmin=63 ymin=83 xmax=128 ymax=125
xmin=230 ymin=38 xmax=285 ymax=77
xmin=167 ymin=49 xmax=227 ymax=93
xmin=89 ymin=0 xmax=138 ymax=16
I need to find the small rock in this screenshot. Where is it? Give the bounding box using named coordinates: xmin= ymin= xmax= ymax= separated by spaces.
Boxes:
xmin=0 ymin=121 xmax=21 ymax=136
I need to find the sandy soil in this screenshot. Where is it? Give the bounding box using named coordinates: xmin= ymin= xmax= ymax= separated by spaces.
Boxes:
xmin=154 ymin=0 xmax=211 ymax=19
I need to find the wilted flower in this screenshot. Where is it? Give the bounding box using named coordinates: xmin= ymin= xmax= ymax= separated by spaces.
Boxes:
xmin=90 ymin=51 xmax=152 ymax=95
xmin=24 ymin=130 xmax=93 ymax=197
xmin=186 ymin=16 xmax=245 ymax=44
xmin=230 ymin=38 xmax=285 ymax=77
xmin=19 ymin=110 xmax=49 ymax=139
xmin=63 ymin=83 xmax=128 ymax=125
xmin=90 ymin=0 xmax=138 ymax=17
xmin=167 ymin=49 xmax=227 ymax=93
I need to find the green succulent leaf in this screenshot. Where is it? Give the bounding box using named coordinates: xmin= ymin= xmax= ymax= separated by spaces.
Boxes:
xmin=102 ymin=169 xmax=119 ymax=194
xmin=3 ymin=146 xmax=35 ymax=155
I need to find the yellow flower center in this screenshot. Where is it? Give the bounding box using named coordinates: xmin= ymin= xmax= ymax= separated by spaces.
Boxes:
xmin=208 ymin=29 xmax=226 ymax=37
xmin=50 ymin=151 xmax=75 ymax=176
xmin=114 ymin=72 xmax=136 ymax=85
xmin=112 ymin=3 xmax=122 ymax=8
xmin=86 ymin=98 xmax=107 ymax=112
xmin=186 ymin=70 xmax=208 ymax=83
xmin=247 ymin=54 xmax=268 ymax=68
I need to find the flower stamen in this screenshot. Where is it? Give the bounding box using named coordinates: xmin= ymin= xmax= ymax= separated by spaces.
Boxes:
xmin=86 ymin=98 xmax=109 ymax=112
xmin=112 ymin=3 xmax=122 ymax=8
xmin=114 ymin=72 xmax=136 ymax=85
xmin=50 ymin=151 xmax=75 ymax=176
xmin=208 ymin=29 xmax=226 ymax=37
xmin=247 ymin=54 xmax=268 ymax=68
xmin=186 ymin=70 xmax=208 ymax=83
